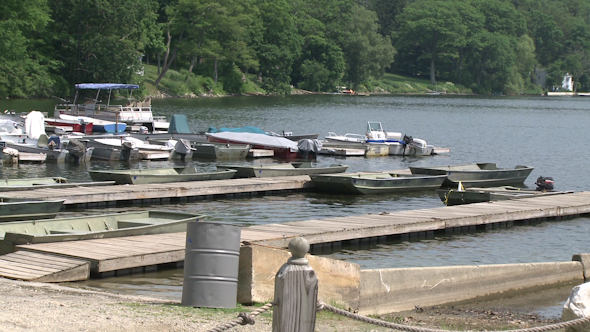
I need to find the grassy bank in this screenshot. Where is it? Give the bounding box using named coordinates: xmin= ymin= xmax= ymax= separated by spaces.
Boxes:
xmin=137 ymin=64 xmax=471 ymax=98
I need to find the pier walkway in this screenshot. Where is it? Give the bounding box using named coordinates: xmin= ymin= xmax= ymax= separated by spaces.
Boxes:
xmin=0 ymin=191 xmax=588 ymax=282
xmin=0 ymin=176 xmax=314 ymax=207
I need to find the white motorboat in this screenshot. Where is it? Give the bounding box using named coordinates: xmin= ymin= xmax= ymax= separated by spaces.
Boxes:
xmin=324 ymin=121 xmax=433 ymax=156
xmin=0 ymin=113 xmax=93 ymax=163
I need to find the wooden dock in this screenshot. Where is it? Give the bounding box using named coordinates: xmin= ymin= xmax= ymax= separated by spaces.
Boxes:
xmin=1 ymin=191 xmax=589 ymax=282
xmin=0 ymin=176 xmax=314 ymax=207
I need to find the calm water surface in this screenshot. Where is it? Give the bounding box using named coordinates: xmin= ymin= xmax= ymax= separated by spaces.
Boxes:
xmin=2 ymin=95 xmax=589 ymax=311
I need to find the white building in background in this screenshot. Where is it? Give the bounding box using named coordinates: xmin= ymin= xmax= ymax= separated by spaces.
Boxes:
xmin=562 ymin=73 xmax=574 ymax=91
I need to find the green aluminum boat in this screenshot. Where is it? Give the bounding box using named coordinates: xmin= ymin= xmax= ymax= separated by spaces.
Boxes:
xmin=217 ymin=162 xmax=349 ymax=178
xmin=192 ymin=143 xmax=251 ymax=160
xmin=310 ymin=172 xmax=447 ymax=194
xmin=0 ymin=197 xmax=65 ymax=222
xmin=0 ymin=210 xmax=205 ymax=254
xmin=436 ymin=186 xmax=573 ymax=206
xmin=409 ymin=163 xmax=534 ymax=188
xmin=88 ymin=166 xmax=237 ymax=184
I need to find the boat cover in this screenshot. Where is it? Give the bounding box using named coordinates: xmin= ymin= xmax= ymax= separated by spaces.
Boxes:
xmin=75 ymin=83 xmax=139 ymax=90
xmin=298 ymin=139 xmax=323 ymax=153
xmin=208 ymin=126 xmax=268 ymax=135
xmin=24 ymin=111 xmax=46 ymax=139
xmin=206 ymin=132 xmax=298 ymax=151
xmin=168 ymin=114 xmax=191 ymax=134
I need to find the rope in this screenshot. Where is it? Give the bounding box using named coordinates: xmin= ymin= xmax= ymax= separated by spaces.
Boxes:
xmin=206 ymin=302 xmax=273 ymax=332
xmin=317 ymin=300 xmax=590 ymax=332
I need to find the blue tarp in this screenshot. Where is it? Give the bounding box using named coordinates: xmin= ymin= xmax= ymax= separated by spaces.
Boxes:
xmin=75 ymin=83 xmax=139 ymax=90
xmin=208 ymin=126 xmax=268 ymax=135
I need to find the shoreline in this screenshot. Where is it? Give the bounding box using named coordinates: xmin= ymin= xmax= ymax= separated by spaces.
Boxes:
xmin=0 ymin=276 xmax=569 ymax=332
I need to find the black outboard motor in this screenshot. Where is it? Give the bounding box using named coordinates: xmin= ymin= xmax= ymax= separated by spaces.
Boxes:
xmin=535 ymin=176 xmax=554 ymax=191
xmin=402 ymin=135 xmax=413 ymax=145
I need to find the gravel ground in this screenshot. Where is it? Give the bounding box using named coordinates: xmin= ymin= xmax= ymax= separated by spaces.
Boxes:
xmin=0 ymin=277 xmax=572 ymax=332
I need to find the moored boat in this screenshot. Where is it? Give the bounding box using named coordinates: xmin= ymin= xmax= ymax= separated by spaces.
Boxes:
xmin=206 ymin=131 xmax=301 ymax=159
xmin=216 ymin=162 xmax=348 ymax=178
xmin=437 ymin=186 xmax=573 ymax=206
xmin=88 ymin=166 xmax=237 ymax=184
xmin=409 ymin=163 xmax=534 ymax=188
xmin=0 ymin=210 xmax=205 ymax=254
xmin=0 ymin=197 xmax=65 ymax=222
xmin=325 ymin=121 xmax=434 ymax=156
xmin=192 ymin=143 xmax=251 ymax=160
xmin=310 ymin=172 xmax=447 ymax=194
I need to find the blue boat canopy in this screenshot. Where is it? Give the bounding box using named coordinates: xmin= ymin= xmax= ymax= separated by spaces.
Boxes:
xmin=75 ymin=83 xmax=139 ymax=90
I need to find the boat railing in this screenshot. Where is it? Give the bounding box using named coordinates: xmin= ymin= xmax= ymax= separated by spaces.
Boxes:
xmin=55 ymin=103 xmax=154 ymax=122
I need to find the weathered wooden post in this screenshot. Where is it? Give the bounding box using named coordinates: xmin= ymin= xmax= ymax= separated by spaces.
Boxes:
xmin=272 ymin=237 xmax=318 ymax=332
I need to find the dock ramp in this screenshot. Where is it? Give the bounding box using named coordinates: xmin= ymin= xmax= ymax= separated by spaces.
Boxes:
xmin=0 ymin=250 xmax=89 ymax=282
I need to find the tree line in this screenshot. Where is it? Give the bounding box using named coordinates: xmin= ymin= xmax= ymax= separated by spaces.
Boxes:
xmin=2 ymin=0 xmax=589 ymax=98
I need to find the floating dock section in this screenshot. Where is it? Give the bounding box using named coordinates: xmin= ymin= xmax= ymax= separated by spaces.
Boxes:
xmin=0 ymin=191 xmax=589 ymax=281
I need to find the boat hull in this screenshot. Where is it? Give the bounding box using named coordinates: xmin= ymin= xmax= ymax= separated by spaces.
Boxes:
xmin=410 ymin=163 xmax=534 ymax=188
xmin=0 ymin=199 xmax=65 ymax=222
xmin=0 ymin=210 xmax=204 ymax=253
xmin=88 ymin=167 xmax=237 ymax=184
xmin=310 ymin=173 xmax=446 ymax=194
xmin=192 ymin=143 xmax=250 ymax=160
xmin=437 ymin=187 xmax=572 ymax=206
xmin=217 ymin=162 xmax=348 ymax=178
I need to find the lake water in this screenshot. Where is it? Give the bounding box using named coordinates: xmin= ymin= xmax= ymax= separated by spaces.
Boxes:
xmin=2 ymin=94 xmax=589 ymax=314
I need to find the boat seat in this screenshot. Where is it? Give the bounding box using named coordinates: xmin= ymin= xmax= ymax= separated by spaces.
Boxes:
xmin=37 ymin=134 xmax=49 ymax=148
xmin=117 ymin=220 xmax=158 ymax=228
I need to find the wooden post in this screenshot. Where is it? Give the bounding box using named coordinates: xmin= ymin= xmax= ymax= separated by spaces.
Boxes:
xmin=272 ymin=237 xmax=318 ymax=332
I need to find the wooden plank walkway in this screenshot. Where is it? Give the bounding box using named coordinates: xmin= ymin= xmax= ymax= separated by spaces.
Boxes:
xmin=0 ymin=176 xmax=314 ymax=206
xmin=0 ymin=251 xmax=89 ymax=282
xmin=1 ymin=191 xmax=589 ymax=281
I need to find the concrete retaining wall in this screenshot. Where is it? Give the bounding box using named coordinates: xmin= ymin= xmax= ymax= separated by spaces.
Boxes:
xmin=359 ymin=262 xmax=584 ymax=315
xmin=238 ymin=244 xmax=360 ymax=309
xmin=238 ymin=244 xmax=587 ymax=314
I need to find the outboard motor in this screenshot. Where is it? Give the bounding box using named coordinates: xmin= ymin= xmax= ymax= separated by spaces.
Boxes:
xmin=535 ymin=176 xmax=554 ymax=191
xmin=402 ymin=135 xmax=413 ymax=145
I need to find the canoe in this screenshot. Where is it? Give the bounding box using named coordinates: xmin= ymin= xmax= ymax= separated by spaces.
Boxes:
xmin=0 ymin=210 xmax=205 ymax=253
xmin=0 ymin=177 xmax=67 ymax=186
xmin=310 ymin=172 xmax=447 ymax=194
xmin=217 ymin=162 xmax=349 ymax=178
xmin=0 ymin=177 xmax=115 ymax=192
xmin=0 ymin=197 xmax=65 ymax=222
xmin=409 ymin=163 xmax=534 ymax=188
xmin=436 ymin=186 xmax=574 ymax=206
xmin=88 ymin=166 xmax=237 ymax=184
xmin=192 ymin=143 xmax=250 ymax=160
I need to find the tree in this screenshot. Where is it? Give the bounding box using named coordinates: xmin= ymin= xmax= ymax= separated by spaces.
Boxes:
xmin=0 ymin=0 xmax=57 ymax=97
xmin=253 ymin=0 xmax=302 ymax=93
xmin=47 ymin=0 xmax=160 ymax=89
xmin=395 ymin=0 xmax=466 ymax=84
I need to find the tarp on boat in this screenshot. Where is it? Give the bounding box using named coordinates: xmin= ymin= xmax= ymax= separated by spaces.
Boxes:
xmin=297 ymin=139 xmax=323 ymax=153
xmin=24 ymin=111 xmax=46 ymax=139
xmin=208 ymin=126 xmax=268 ymax=135
xmin=206 ymin=132 xmax=298 ymax=151
xmin=168 ymin=114 xmax=191 ymax=134
xmin=75 ymin=83 xmax=139 ymax=90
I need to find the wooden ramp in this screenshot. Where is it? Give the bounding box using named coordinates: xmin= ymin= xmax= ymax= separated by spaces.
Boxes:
xmin=0 ymin=251 xmax=89 ymax=282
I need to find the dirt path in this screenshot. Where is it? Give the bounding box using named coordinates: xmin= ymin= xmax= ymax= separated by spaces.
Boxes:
xmin=0 ymin=277 xmax=571 ymax=332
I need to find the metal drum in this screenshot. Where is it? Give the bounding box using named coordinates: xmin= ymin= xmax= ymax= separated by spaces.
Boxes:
xmin=181 ymin=222 xmax=241 ymax=308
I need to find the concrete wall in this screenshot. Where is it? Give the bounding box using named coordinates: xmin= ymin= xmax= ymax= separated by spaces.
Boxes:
xmin=238 ymin=244 xmax=360 ymax=309
xmin=359 ymin=262 xmax=584 ymax=315
xmin=238 ymin=243 xmax=587 ymax=315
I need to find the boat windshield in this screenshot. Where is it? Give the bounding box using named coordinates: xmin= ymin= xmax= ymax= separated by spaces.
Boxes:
xmin=367 ymin=122 xmax=384 ymax=132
